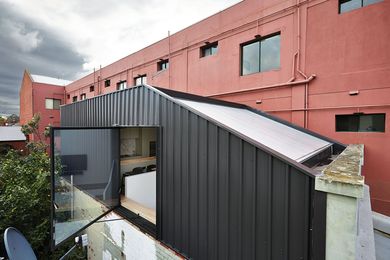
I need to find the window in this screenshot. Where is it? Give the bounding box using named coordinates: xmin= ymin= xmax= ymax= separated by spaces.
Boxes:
xmin=104 ymin=79 xmax=111 ymax=87
xmin=339 ymin=0 xmax=383 ymax=13
xmin=45 ymin=98 xmax=61 ymax=110
xmin=117 ymin=81 xmax=127 ymax=90
xmin=72 ymin=96 xmax=77 ymax=102
xmin=200 ymin=42 xmax=218 ymax=57
xmin=241 ymin=33 xmax=280 ymax=75
xmin=336 ymin=113 xmax=385 ymax=132
xmin=90 ymin=85 xmax=94 ymax=92
xmin=80 ymin=93 xmax=86 ymax=100
xmin=67 ymin=94 xmax=70 ymax=99
xmin=134 ymin=75 xmax=147 ymax=85
xmin=157 ymin=59 xmax=169 ymax=71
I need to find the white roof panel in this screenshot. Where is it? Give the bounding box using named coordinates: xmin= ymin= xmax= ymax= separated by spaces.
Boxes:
xmin=177 ymin=99 xmax=332 ymax=162
xmin=0 ymin=126 xmax=26 ymax=141
xmin=31 ymin=74 xmax=72 ymax=86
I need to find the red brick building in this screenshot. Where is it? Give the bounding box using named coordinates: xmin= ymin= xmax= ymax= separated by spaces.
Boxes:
xmin=19 ymin=70 xmax=70 ymax=141
xmin=20 ymin=0 xmax=390 ymax=215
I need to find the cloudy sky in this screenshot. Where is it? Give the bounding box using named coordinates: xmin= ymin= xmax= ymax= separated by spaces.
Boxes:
xmin=0 ymin=0 xmax=240 ymax=115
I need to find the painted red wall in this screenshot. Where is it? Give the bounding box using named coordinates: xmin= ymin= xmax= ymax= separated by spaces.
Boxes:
xmin=42 ymin=0 xmax=390 ymax=214
xmin=19 ymin=71 xmax=65 ymax=142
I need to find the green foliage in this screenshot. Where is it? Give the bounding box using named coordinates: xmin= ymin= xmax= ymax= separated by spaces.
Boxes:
xmin=0 ymin=117 xmax=5 ymax=126
xmin=0 ymin=116 xmax=85 ymax=259
xmin=6 ymin=114 xmax=19 ymax=125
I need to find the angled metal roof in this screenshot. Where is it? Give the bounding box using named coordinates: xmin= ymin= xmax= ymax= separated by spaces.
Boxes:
xmin=176 ymin=98 xmax=332 ymax=162
xmin=0 ymin=126 xmax=26 ymax=142
xmin=31 ymin=74 xmax=72 ymax=86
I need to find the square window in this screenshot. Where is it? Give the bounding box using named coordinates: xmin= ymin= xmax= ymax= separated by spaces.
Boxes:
xmin=117 ymin=81 xmax=127 ymax=90
xmin=241 ymin=33 xmax=280 ymax=75
xmin=105 ymin=79 xmax=111 ymax=87
xmin=45 ymin=98 xmax=61 ymax=110
xmin=157 ymin=59 xmax=169 ymax=71
xmin=134 ymin=75 xmax=147 ymax=85
xmin=200 ymin=42 xmax=218 ymax=57
xmin=72 ymin=96 xmax=77 ymax=102
xmin=80 ymin=94 xmax=86 ymax=100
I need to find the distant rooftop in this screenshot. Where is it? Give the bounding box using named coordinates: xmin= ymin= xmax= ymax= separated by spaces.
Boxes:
xmin=0 ymin=126 xmax=26 ymax=142
xmin=31 ymin=74 xmax=72 ymax=86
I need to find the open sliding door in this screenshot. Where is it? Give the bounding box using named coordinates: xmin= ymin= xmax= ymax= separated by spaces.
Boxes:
xmin=50 ymin=127 xmax=120 ymax=249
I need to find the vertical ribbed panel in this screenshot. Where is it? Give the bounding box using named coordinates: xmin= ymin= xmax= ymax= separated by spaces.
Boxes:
xmin=60 ymin=86 xmax=326 ymax=260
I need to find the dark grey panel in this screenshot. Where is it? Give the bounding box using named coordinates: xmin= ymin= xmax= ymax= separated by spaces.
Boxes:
xmin=60 ymin=86 xmax=326 ymax=260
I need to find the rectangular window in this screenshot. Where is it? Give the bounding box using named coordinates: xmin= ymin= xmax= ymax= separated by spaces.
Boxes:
xmin=241 ymin=33 xmax=280 ymax=75
xmin=200 ymin=42 xmax=218 ymax=57
xmin=117 ymin=81 xmax=127 ymax=90
xmin=72 ymin=96 xmax=77 ymax=103
xmin=336 ymin=113 xmax=385 ymax=132
xmin=157 ymin=59 xmax=169 ymax=71
xmin=339 ymin=0 xmax=383 ymax=13
xmin=67 ymin=94 xmax=70 ymax=100
xmin=90 ymin=85 xmax=94 ymax=92
xmin=104 ymin=79 xmax=111 ymax=87
xmin=45 ymin=98 xmax=61 ymax=110
xmin=134 ymin=75 xmax=147 ymax=85
xmin=80 ymin=93 xmax=86 ymax=100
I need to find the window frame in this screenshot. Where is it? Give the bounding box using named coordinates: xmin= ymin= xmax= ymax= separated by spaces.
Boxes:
xmin=116 ymin=80 xmax=127 ymax=90
xmin=339 ymin=0 xmax=383 ymax=13
xmin=104 ymin=79 xmax=111 ymax=88
xmin=240 ymin=32 xmax=281 ymax=76
xmin=72 ymin=96 xmax=77 ymax=103
xmin=80 ymin=93 xmax=87 ymax=100
xmin=134 ymin=75 xmax=147 ymax=85
xmin=200 ymin=42 xmax=218 ymax=58
xmin=335 ymin=113 xmax=386 ymax=132
xmin=157 ymin=59 xmax=169 ymax=71
xmin=50 ymin=125 xmax=162 ymax=250
xmin=45 ymin=98 xmax=61 ymax=110
xmin=90 ymin=85 xmax=94 ymax=92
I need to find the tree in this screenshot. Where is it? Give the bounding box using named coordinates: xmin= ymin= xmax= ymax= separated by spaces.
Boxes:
xmin=0 ymin=115 xmax=84 ymax=259
xmin=6 ymin=114 xmax=19 ymax=125
xmin=0 ymin=117 xmax=5 ymax=126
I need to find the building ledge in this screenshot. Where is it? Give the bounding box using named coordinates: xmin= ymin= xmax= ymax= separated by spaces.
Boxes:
xmin=315 ymin=144 xmax=364 ymax=198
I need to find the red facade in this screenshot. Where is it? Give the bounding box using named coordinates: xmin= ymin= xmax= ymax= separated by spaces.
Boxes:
xmin=20 ymin=0 xmax=390 ymax=215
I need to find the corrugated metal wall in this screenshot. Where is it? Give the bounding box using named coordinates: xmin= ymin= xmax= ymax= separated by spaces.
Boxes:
xmin=61 ymin=86 xmax=326 ymax=260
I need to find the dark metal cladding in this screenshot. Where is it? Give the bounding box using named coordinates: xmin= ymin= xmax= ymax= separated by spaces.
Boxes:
xmin=61 ymin=85 xmax=326 ymax=260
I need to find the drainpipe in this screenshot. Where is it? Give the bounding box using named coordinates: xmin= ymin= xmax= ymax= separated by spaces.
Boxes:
xmin=207 ymin=74 xmax=316 ymax=97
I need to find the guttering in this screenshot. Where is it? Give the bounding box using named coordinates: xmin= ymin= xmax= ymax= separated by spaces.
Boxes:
xmin=207 ymin=74 xmax=316 ymax=97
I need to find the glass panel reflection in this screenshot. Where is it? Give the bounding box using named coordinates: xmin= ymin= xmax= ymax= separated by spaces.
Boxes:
xmin=242 ymin=41 xmax=260 ymax=75
xmin=260 ymin=34 xmax=280 ymax=72
xmin=53 ymin=128 xmax=119 ymax=246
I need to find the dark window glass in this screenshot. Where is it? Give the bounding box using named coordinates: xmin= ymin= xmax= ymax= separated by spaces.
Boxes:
xmin=157 ymin=59 xmax=169 ymax=71
xmin=72 ymin=96 xmax=77 ymax=102
xmin=336 ymin=114 xmax=385 ymax=132
xmin=339 ymin=0 xmax=383 ymax=13
xmin=241 ymin=33 xmax=280 ymax=75
xmin=67 ymin=94 xmax=70 ymax=99
xmin=104 ymin=80 xmax=111 ymax=87
xmin=201 ymin=42 xmax=218 ymax=57
xmin=90 ymin=85 xmax=94 ymax=92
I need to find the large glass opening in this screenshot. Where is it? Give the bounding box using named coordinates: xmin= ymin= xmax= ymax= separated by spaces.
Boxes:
xmin=52 ymin=128 xmax=120 ymax=247
xmin=119 ymin=128 xmax=157 ymax=225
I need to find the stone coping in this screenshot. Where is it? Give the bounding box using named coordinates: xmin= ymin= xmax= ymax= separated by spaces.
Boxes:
xmin=315 ymin=144 xmax=365 ymax=198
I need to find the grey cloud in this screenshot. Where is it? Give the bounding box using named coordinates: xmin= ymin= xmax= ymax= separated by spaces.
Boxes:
xmin=0 ymin=1 xmax=87 ymax=115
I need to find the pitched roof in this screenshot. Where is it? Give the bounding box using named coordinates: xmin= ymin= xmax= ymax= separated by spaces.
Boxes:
xmin=31 ymin=74 xmax=72 ymax=86
xmin=0 ymin=126 xmax=26 ymax=142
